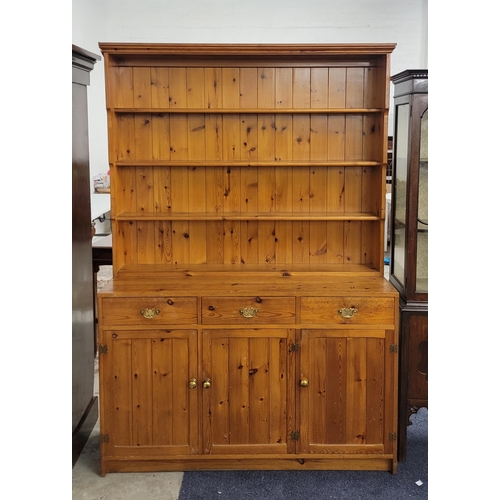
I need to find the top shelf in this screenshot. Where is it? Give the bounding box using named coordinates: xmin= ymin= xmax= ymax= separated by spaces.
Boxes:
xmin=111 ymin=107 xmax=385 ymax=114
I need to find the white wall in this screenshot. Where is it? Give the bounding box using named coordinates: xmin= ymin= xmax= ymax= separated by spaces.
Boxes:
xmin=73 ymin=0 xmax=428 ymax=180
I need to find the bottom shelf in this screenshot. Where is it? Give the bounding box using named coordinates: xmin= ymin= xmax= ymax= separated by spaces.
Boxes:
xmin=112 ymin=262 xmax=382 ymax=280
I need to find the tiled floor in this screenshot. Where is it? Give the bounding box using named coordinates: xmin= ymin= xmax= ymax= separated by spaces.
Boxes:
xmin=73 ymin=262 xmax=392 ymax=499
xmin=73 ymin=265 xmax=185 ymax=499
xmin=72 ymin=425 xmax=184 ymax=499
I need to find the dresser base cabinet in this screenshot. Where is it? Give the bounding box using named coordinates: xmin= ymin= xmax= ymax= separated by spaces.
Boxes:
xmin=98 ymin=275 xmax=399 ymax=475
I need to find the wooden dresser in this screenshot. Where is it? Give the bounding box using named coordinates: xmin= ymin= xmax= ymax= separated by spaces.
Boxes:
xmin=97 ymin=43 xmax=399 ymax=475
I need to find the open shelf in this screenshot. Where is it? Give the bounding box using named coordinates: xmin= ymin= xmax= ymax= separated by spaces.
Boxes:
xmin=115 ymin=212 xmax=381 ymax=221
xmin=114 ymin=160 xmax=384 ymax=167
xmin=111 ymin=107 xmax=385 ymax=114
xmin=110 ymin=262 xmax=382 ymax=281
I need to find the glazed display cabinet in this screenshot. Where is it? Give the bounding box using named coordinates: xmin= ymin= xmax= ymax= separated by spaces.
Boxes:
xmin=97 ymin=43 xmax=400 ymax=475
xmin=389 ymin=69 xmax=428 ymax=462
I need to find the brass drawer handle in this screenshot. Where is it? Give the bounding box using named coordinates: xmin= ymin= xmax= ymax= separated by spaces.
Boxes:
xmin=188 ymin=378 xmax=197 ymax=389
xmin=203 ymin=378 xmax=211 ymax=389
xmin=300 ymin=378 xmax=309 ymax=387
xmin=239 ymin=307 xmax=259 ymax=318
xmin=140 ymin=308 xmax=160 ymax=319
xmin=338 ymin=307 xmax=358 ymax=319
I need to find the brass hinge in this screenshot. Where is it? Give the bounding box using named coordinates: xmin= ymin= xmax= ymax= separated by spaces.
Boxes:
xmin=290 ymin=430 xmax=300 ymax=441
xmin=100 ymin=434 xmax=109 ymax=443
xmin=99 ymin=344 xmax=108 ymax=354
xmin=389 ymin=344 xmax=398 ymax=353
xmin=389 ymin=431 xmax=397 ymax=441
xmin=290 ymin=343 xmax=300 ymax=352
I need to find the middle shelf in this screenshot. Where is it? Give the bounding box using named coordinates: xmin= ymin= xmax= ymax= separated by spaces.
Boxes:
xmin=115 ymin=212 xmax=381 ymax=221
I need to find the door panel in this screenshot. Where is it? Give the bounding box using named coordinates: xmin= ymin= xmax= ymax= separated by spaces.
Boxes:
xmin=202 ymin=329 xmax=294 ymax=455
xmin=99 ymin=329 xmax=199 ymax=457
xmin=298 ymin=329 xmax=391 ymax=454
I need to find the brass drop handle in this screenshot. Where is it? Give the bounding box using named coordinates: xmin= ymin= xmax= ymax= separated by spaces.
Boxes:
xmin=240 ymin=307 xmax=259 ymax=318
xmin=300 ymin=378 xmax=309 ymax=388
xmin=203 ymin=378 xmax=211 ymax=389
xmin=140 ymin=308 xmax=160 ymax=319
xmin=188 ymin=378 xmax=197 ymax=389
xmin=338 ymin=307 xmax=358 ymax=319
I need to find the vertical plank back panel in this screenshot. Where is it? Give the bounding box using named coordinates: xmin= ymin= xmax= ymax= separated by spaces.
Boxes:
xmin=241 ymin=220 xmax=259 ymax=264
xmin=275 ymin=220 xmax=293 ymax=264
xmin=170 ymin=98 xmax=190 ymax=263
xmin=326 ymin=221 xmax=344 ymax=264
xmin=205 ymin=114 xmax=222 ymax=161
xmin=152 ymin=115 xmax=171 ymax=160
xmin=110 ymin=67 xmax=134 ymax=108
xmin=206 ymin=220 xmax=224 ymax=264
xmin=133 ymin=68 xmax=152 ymax=108
xmin=240 ymin=68 xmax=258 ymax=107
xmin=222 ymin=68 xmax=240 ymax=108
xmin=222 ymin=115 xmax=240 ymax=161
xmin=293 ymin=68 xmax=311 ymax=108
xmin=241 ymin=115 xmax=258 ymax=161
xmin=187 ymin=68 xmax=205 ymax=108
xmin=153 ymin=166 xmax=172 ymax=213
xmin=205 ymin=68 xmax=222 ymax=109
xmin=258 ymin=68 xmax=275 ymax=108
xmin=344 ymin=220 xmax=362 ymax=264
xmin=168 ymin=68 xmax=187 ymax=108
xmin=151 ymin=68 xmax=169 ymax=108
xmin=154 ymin=220 xmax=173 ymax=264
xmin=311 ymin=68 xmax=329 ymax=108
xmin=346 ymin=68 xmax=364 ymax=109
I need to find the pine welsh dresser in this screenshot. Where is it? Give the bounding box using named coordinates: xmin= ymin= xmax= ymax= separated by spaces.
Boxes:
xmin=97 ymin=43 xmax=399 ymax=475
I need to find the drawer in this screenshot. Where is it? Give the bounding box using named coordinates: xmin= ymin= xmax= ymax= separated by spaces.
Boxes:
xmin=300 ymin=297 xmax=395 ymax=325
xmin=201 ymin=296 xmax=295 ymax=325
xmin=100 ymin=297 xmax=198 ymax=326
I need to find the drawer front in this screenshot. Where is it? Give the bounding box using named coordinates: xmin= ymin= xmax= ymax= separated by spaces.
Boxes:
xmin=301 ymin=297 xmax=395 ymax=325
xmin=201 ymin=296 xmax=295 ymax=324
xmin=100 ymin=297 xmax=198 ymax=326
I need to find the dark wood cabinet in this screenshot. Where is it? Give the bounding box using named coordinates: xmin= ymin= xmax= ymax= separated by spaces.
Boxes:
xmin=389 ymin=69 xmax=428 ymax=462
xmin=72 ymin=44 xmax=101 ymax=466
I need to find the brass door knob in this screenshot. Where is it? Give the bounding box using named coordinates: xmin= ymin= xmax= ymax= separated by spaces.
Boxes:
xmin=188 ymin=378 xmax=197 ymax=389
xmin=300 ymin=378 xmax=309 ymax=387
xmin=203 ymin=378 xmax=211 ymax=389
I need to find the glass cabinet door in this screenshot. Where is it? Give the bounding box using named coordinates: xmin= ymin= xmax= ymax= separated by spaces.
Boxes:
xmin=392 ymin=103 xmax=410 ymax=287
xmin=416 ymin=109 xmax=428 ymax=293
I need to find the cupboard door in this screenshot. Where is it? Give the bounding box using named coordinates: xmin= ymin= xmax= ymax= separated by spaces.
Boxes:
xmin=202 ymin=329 xmax=294 ymax=455
xmin=297 ymin=329 xmax=396 ymax=456
xmin=99 ymin=329 xmax=199 ymax=459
